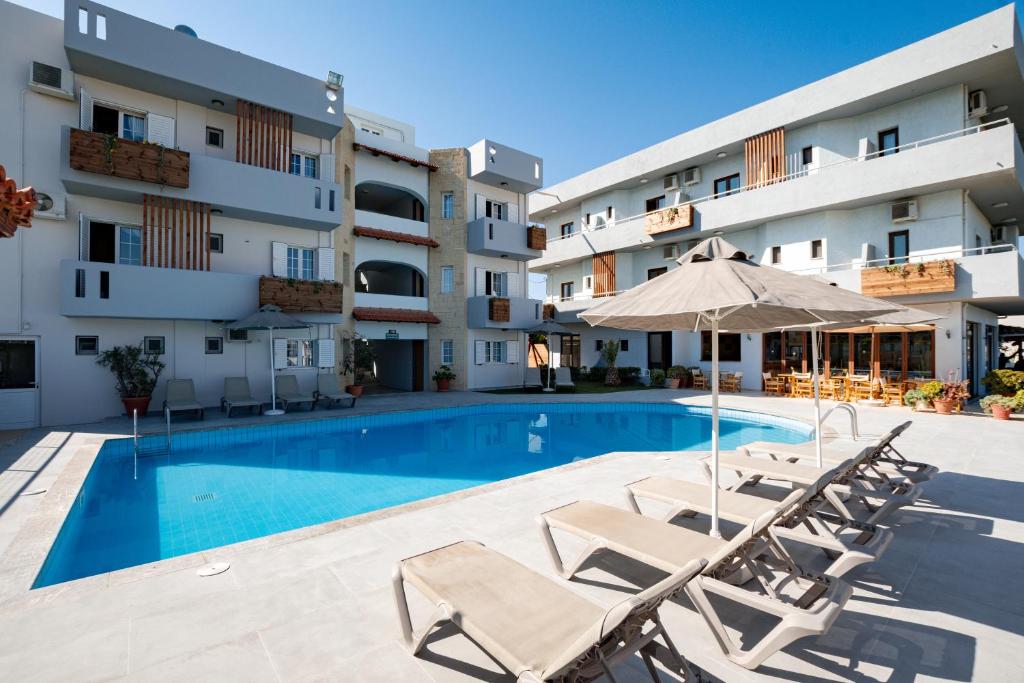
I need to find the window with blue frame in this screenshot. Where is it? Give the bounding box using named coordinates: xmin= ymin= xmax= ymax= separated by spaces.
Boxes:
xmin=287 ymin=246 xmax=315 ymax=280
xmin=122 ymin=114 xmax=145 ymax=142
xmin=118 ymin=226 xmax=141 ymax=265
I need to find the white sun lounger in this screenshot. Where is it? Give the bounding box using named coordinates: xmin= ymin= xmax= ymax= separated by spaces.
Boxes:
xmin=393 ymin=540 xmax=705 ymax=682
xmin=163 ymin=379 xmax=204 ymax=420
xmin=275 ymin=374 xmax=315 ymax=411
xmin=221 ymin=377 xmax=261 ymax=416
xmin=555 ymin=366 xmax=575 ymax=391
xmin=314 ymin=374 xmax=356 ymax=408
xmin=538 ymin=491 xmax=853 ymax=670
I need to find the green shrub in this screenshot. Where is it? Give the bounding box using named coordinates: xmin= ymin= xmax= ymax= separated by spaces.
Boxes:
xmin=903 ymin=388 xmax=927 ymax=406
xmin=618 ymin=366 xmax=642 ymax=385
xmin=667 ymin=365 xmax=689 ymax=380
xmin=1015 ymin=390 xmax=1024 ymax=410
xmin=649 ymin=369 xmax=666 ymax=386
xmin=981 ymin=369 xmax=1024 ymax=395
xmin=919 ymin=381 xmax=943 ymax=401
xmin=980 ymin=395 xmax=1017 ymax=413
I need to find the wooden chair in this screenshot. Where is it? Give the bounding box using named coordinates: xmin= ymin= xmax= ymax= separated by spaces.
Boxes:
xmin=721 ymin=372 xmax=743 ymax=393
xmin=691 ymin=370 xmax=708 ymax=390
xmin=790 ymin=373 xmax=814 ymax=398
xmin=824 ymin=377 xmax=847 ymax=401
xmin=762 ymin=372 xmax=785 ymax=395
xmin=848 ymin=378 xmax=875 ymax=402
xmin=877 ymin=377 xmax=905 ymax=406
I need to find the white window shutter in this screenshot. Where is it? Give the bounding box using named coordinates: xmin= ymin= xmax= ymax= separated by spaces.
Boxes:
xmin=475 ymin=340 xmax=486 ymax=365
xmin=507 ymin=340 xmax=520 ymax=365
xmin=507 ymin=272 xmax=521 ymax=298
xmin=146 ymin=113 xmax=175 ymax=148
xmin=475 ymin=194 xmax=486 ymax=220
xmin=317 ymin=247 xmax=335 ymax=281
xmin=272 ymin=242 xmax=288 ymax=277
xmin=319 ymin=154 xmax=335 ymax=183
xmin=79 ymin=88 xmax=93 ymax=131
xmin=316 ymin=339 xmax=335 ymax=368
xmin=508 ymin=201 xmax=519 ymax=224
xmin=273 ymin=338 xmax=288 ymax=369
xmin=474 ymin=267 xmax=487 ymax=296
xmin=78 ymin=213 xmax=90 ymax=261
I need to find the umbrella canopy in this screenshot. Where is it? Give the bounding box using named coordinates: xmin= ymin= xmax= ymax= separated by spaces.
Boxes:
xmin=225 ymin=305 xmax=311 ymax=415
xmin=580 ymin=236 xmax=906 ymax=537
xmin=525 ymin=320 xmax=576 ymax=336
xmin=810 ymin=306 xmax=940 ymax=333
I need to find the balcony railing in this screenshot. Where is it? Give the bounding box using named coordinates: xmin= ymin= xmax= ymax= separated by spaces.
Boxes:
xmin=259 ymin=276 xmax=343 ymax=313
xmin=790 ymin=243 xmax=1017 ymax=275
xmin=547 ymin=118 xmax=1012 ymax=243
xmin=69 ymin=128 xmax=190 ymax=188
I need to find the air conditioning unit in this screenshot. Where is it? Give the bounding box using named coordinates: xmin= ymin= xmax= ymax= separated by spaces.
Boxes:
xmin=890 ymin=199 xmax=918 ymax=223
xmin=28 ymin=61 xmax=74 ymax=100
xmin=992 ymin=224 xmax=1019 ymax=245
xmin=226 ymin=329 xmax=250 ymax=343
xmin=968 ymin=90 xmax=988 ymax=118
xmin=663 ymin=174 xmax=680 ymax=192
xmin=662 ymin=244 xmax=679 ymax=260
xmin=582 ymin=275 xmax=594 ymax=291
xmin=682 ymin=167 xmax=701 ymax=186
xmin=32 ymin=192 xmax=66 ymax=220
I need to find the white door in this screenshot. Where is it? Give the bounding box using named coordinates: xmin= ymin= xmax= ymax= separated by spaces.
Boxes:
xmin=0 ymin=337 xmax=40 ymax=429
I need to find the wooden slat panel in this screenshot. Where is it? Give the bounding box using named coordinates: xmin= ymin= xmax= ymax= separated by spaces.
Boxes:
xmin=592 ymin=251 xmax=616 ymax=297
xmin=205 ymin=202 xmax=211 ymax=271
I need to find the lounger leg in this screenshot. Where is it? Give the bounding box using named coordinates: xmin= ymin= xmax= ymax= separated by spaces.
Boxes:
xmin=639 ymin=650 xmax=662 ymax=682
xmin=391 ymin=565 xmax=450 ymax=655
xmin=652 ymin=613 xmax=694 ymax=680
xmin=537 ymin=516 xmax=605 ymax=580
xmin=625 ymin=488 xmax=642 ymax=514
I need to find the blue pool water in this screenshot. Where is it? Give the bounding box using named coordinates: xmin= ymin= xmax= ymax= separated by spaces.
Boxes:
xmin=35 ymin=403 xmax=811 ymax=587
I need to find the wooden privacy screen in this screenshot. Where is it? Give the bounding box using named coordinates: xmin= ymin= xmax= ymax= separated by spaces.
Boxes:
xmin=142 ymin=194 xmax=211 ymax=270
xmin=744 ymin=127 xmax=786 ymax=188
xmin=592 ymin=251 xmax=616 ymax=296
xmin=236 ymin=100 xmax=293 ymax=171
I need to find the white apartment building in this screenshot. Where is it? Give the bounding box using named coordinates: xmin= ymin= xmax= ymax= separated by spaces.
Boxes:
xmin=530 ymin=5 xmax=1024 ymax=396
xmin=0 ymin=0 xmax=345 ymax=428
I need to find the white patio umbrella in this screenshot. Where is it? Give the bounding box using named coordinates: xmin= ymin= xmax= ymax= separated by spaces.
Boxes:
xmin=525 ymin=319 xmax=576 ymax=392
xmin=581 ymin=237 xmax=905 ymax=537
xmin=224 ymin=305 xmax=311 ymax=416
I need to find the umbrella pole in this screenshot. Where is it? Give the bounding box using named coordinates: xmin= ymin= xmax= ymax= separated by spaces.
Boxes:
xmin=811 ymin=327 xmax=823 ymax=468
xmin=710 ymin=316 xmax=721 ymax=538
xmin=266 ymin=326 xmax=285 ymax=416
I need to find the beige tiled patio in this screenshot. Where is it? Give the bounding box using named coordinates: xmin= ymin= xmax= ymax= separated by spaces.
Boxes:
xmin=0 ymin=389 xmax=1021 ymax=681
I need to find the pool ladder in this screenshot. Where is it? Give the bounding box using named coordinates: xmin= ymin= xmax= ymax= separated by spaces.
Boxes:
xmin=132 ymin=407 xmax=172 ymax=480
xmin=819 ymin=402 xmax=860 ymax=440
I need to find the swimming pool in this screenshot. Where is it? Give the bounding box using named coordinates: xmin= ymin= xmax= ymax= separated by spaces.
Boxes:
xmin=34 ymin=403 xmax=811 ymax=587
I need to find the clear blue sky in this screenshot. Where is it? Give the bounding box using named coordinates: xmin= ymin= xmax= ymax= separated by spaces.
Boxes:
xmin=17 ymin=0 xmax=1012 ymax=186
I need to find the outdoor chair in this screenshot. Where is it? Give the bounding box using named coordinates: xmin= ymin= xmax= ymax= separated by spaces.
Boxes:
xmin=848 ymin=378 xmax=875 ymax=402
xmin=691 ymin=369 xmax=708 ymax=390
xmin=790 ymin=373 xmax=814 ymax=398
xmin=722 ymin=371 xmax=743 ymax=392
xmin=525 ymin=366 xmax=545 ymax=391
xmin=314 ymin=374 xmax=357 ymax=409
xmin=762 ymin=372 xmax=785 ymax=395
xmin=221 ymin=377 xmax=261 ymax=416
xmin=555 ymin=366 xmax=575 ymax=392
xmin=393 ymin=540 xmax=703 ymax=682
xmin=275 ymin=374 xmax=316 ymax=411
xmin=163 ymin=379 xmax=204 ymax=420
xmin=877 ymin=377 xmax=905 ymax=406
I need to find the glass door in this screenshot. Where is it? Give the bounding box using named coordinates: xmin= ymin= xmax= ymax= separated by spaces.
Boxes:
xmin=0 ymin=338 xmax=39 ymax=429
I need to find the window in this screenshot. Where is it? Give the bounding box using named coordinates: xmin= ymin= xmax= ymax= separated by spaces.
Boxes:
xmin=122 ymin=114 xmax=145 ymax=142
xmin=595 ymin=340 xmax=604 ymax=352
xmin=205 ymin=337 xmax=223 ymax=354
xmin=93 ymin=103 xmax=146 ymax=141
xmin=645 ymin=196 xmax=666 ymax=213
xmin=75 ymin=268 xmax=85 ymax=297
xmin=287 ymin=246 xmax=315 ymax=280
xmin=560 ymin=222 xmax=574 ymax=238
xmin=560 ymin=334 xmax=580 ymax=368
xmin=286 ymin=339 xmax=314 ymax=367
xmin=441 ymin=192 xmax=454 ymax=219
xmin=329 ymin=189 xmax=335 ymax=212
xmin=488 ymin=271 xmax=507 ymax=297
xmin=713 ymin=173 xmax=741 ymax=198
xmin=700 ymin=332 xmax=742 ymax=362
xmin=118 ymin=226 xmax=141 ymax=265
xmin=888 ymin=230 xmax=909 ymax=265
xmin=878 ymin=128 xmax=899 ymax=157
xmin=206 ymin=127 xmax=224 ymax=148
xmin=344 ymin=166 xmax=352 ymax=200
xmin=492 ymin=341 xmax=505 ymax=364
xmin=441 ymin=266 xmax=455 ymax=294
xmin=560 ymin=281 xmax=574 ymax=301
xmin=209 ymin=233 xmax=224 ymax=253
xmin=290 ymin=152 xmax=318 ymax=178
xmin=801 ymin=146 xmax=814 ymax=165
xmin=485 ymin=199 xmax=504 ymax=220
xmin=620 ymin=339 xmax=629 ymax=352
xmin=585 ymin=212 xmax=591 ymax=227
xmin=100 ymin=271 xmax=109 ymax=299
xmin=441 ymin=339 xmax=454 ymax=365
xmin=647 ymin=267 xmax=668 ymax=280
xmin=606 ymin=206 xmax=613 ymax=220
xmin=360 ymin=125 xmax=382 ymax=136
xmin=811 ymin=239 xmax=823 ymax=259
xmin=76 ymin=335 xmax=98 ymax=355
xmin=314 ymin=187 xmax=321 ymax=210
xmin=144 ymin=336 xmax=165 ymax=355
xmin=771 ymin=246 xmax=781 ymax=264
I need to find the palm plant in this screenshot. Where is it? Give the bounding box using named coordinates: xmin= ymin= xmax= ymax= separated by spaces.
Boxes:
xmin=601 ymin=339 xmax=621 ymax=386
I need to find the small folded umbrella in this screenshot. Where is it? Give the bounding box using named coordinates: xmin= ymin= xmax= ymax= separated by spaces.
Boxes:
xmin=224 ymin=305 xmax=311 ymax=416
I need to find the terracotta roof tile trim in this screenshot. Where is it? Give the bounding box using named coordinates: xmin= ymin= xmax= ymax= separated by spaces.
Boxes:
xmin=352 ymin=307 xmax=441 ymax=324
xmin=352 ymin=143 xmax=439 ymax=171
xmin=354 ymin=226 xmax=439 ymax=248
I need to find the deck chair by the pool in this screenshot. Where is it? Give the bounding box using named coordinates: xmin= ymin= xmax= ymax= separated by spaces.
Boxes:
xmin=555 ymin=366 xmax=576 ymax=392
xmin=163 ymin=379 xmax=204 ymax=420
xmin=393 ymin=540 xmax=705 ymax=682
xmin=314 ymin=374 xmax=357 ymax=409
xmin=525 ymin=366 xmax=545 ymax=391
xmin=221 ymin=377 xmax=261 ymax=416
xmin=276 ymin=374 xmax=316 ymax=411
xmin=625 ymin=460 xmax=893 ymax=579
xmin=538 ymin=492 xmax=853 ymax=670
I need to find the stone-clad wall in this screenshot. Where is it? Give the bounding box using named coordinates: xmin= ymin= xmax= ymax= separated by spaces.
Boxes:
xmin=428 ymin=148 xmax=469 ymax=390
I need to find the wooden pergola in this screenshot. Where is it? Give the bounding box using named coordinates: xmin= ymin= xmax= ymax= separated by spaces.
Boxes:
xmin=0 ymin=164 xmax=35 ymax=238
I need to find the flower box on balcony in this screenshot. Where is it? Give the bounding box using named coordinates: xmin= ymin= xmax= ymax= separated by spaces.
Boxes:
xmin=645 ymin=204 xmax=694 ymax=236
xmin=860 ymin=260 xmax=956 ymax=297
xmin=69 ymin=128 xmax=190 ymax=188
xmin=259 ymin=276 xmax=343 ymax=313
xmin=527 ymin=226 xmax=547 ymax=251
xmin=489 ymin=297 xmax=511 ymax=323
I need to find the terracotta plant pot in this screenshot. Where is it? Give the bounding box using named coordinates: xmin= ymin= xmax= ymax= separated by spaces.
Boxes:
xmin=666 ymin=378 xmax=681 ymax=389
xmin=914 ymin=399 xmax=931 ymax=412
xmin=991 ymin=405 xmax=1012 ymax=420
xmin=436 ymin=378 xmax=450 ymax=392
xmin=932 ymin=398 xmax=954 ymax=415
xmin=122 ymin=396 xmax=152 ymax=418
xmin=345 ymin=384 xmax=364 ymax=398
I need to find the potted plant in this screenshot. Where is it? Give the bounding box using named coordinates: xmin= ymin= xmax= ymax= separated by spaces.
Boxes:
xmin=433 ymin=365 xmax=456 ymax=392
xmin=649 ymin=368 xmax=666 ymax=387
xmin=96 ymin=343 xmax=165 ymax=417
xmin=902 ymin=388 xmax=930 ymax=412
xmin=341 ymin=336 xmax=375 ymax=398
xmin=666 ymin=365 xmax=688 ymax=389
xmin=601 ymin=340 xmax=621 ymax=386
xmin=980 ymin=395 xmax=1016 ymax=420
xmin=930 ymin=375 xmax=970 ymax=415
xmin=981 ymin=369 xmax=1024 ymax=396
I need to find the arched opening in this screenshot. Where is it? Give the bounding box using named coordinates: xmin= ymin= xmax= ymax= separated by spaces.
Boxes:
xmin=355 ymin=260 xmax=426 ymax=297
xmin=355 ymin=182 xmax=425 ymax=221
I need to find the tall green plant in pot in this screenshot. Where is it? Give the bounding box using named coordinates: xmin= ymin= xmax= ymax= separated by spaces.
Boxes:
xmin=96 ymin=343 xmax=165 ymax=417
xmin=341 ymin=336 xmax=375 ymax=397
xmin=602 ymin=340 xmax=621 ymax=386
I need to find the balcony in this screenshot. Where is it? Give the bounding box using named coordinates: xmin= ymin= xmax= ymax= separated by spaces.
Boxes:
xmin=259 ymin=277 xmax=342 ymax=313
xmin=468 ymin=139 xmax=543 ymax=193
xmin=354 ymin=292 xmax=429 ymax=311
xmin=60 ymin=259 xmax=257 ymax=320
xmin=61 ymin=127 xmax=342 ymax=230
xmin=69 ymin=128 xmax=190 ymax=188
xmin=543 ymin=292 xmax=622 ymax=324
xmin=467 ymin=296 xmax=542 ymax=329
xmin=467 ymin=217 xmax=543 ymax=260
xmin=65 ymin=1 xmax=342 ymax=139
xmin=354 ymin=209 xmax=428 ymax=238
